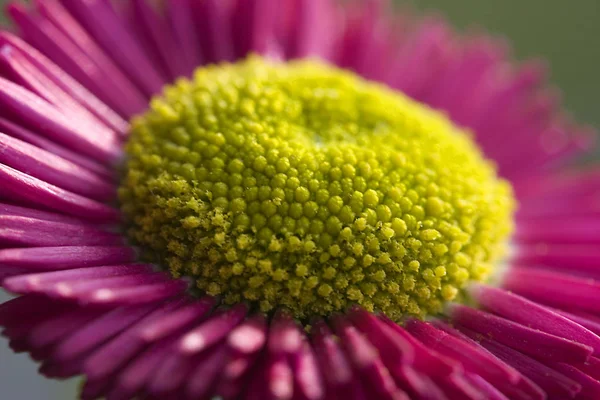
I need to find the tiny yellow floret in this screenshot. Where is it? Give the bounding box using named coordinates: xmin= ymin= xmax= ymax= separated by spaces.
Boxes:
xmin=119 ymin=56 xmax=515 ymax=321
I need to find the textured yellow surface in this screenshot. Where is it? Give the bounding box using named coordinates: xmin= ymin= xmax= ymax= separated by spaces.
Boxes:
xmin=120 ymin=57 xmax=514 ymax=320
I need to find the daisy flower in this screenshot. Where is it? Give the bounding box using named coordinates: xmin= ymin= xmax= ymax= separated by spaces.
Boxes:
xmin=0 ymin=0 xmax=599 ymax=399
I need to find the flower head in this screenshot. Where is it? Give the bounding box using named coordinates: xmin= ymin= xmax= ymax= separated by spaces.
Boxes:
xmin=121 ymin=56 xmax=514 ymax=319
xmin=0 ymin=0 xmax=598 ymax=399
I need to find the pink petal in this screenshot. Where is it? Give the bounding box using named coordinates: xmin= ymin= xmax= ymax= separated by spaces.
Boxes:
xmin=0 ymin=246 xmax=135 ymax=271
xmin=463 ymin=328 xmax=582 ymax=399
xmin=503 ymin=267 xmax=600 ymax=314
xmin=0 ymin=117 xmax=111 ymax=178
xmin=0 ymin=215 xmax=123 ymax=247
xmin=51 ymin=303 xmax=157 ymax=361
xmin=166 ymin=0 xmax=203 ymax=75
xmin=3 ymin=264 xmax=152 ymax=294
xmin=179 ymin=303 xmax=248 ymax=354
xmin=0 ymin=132 xmax=115 ymax=201
xmin=469 ymin=283 xmax=600 ymax=356
xmin=0 ymin=164 xmax=120 ymax=222
xmin=32 ymin=0 xmax=147 ymax=117
xmin=59 ymin=0 xmax=165 ymax=96
xmin=448 ymin=303 xmax=593 ymax=363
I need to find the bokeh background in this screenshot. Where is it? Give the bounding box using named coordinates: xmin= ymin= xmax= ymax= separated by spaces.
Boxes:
xmin=0 ymin=0 xmax=598 ymax=398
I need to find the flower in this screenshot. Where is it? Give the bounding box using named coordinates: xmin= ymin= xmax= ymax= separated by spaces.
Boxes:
xmin=0 ymin=1 xmax=598 ymax=400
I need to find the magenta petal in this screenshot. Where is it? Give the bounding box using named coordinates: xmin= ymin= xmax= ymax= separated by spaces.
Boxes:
xmin=114 ymin=335 xmax=180 ymax=399
xmin=0 ymin=74 xmax=121 ymax=163
xmin=3 ymin=264 xmax=152 ymax=294
xmin=51 ymin=303 xmax=156 ymax=362
xmin=244 ymin=356 xmax=286 ymax=400
xmin=143 ymin=327 xmax=208 ymax=397
xmin=0 ymin=132 xmax=115 ymax=201
xmin=0 ymin=31 xmax=136 ymax=125
xmin=42 ymin=271 xmax=166 ymax=296
xmin=130 ymin=0 xmax=188 ymax=80
xmin=553 ymin=308 xmax=600 ymax=337
xmin=448 ymin=303 xmax=593 ymax=363
xmin=576 ymin=356 xmax=600 ymax=381
xmin=515 ymin=243 xmax=600 ymax=278
xmin=405 ymin=319 xmax=521 ymax=385
xmin=0 ymin=43 xmax=121 ymax=141
xmin=3 ymin=6 xmax=144 ymax=118
xmin=389 ymin=19 xmax=452 ymax=99
xmin=80 ymin=378 xmax=112 ymax=400
xmin=59 ymin=0 xmax=165 ymax=96
xmin=435 ymin=322 xmax=546 ymax=400
xmin=27 ymin=307 xmax=101 ymax=349
xmin=0 ymin=117 xmax=111 ymax=178
xmin=311 ymin=319 xmax=358 ymax=398
xmin=469 ymin=378 xmax=529 ymax=400
xmin=216 ymin=315 xmax=267 ymax=399
xmin=80 ymin=378 xmax=113 ymax=400
xmin=39 ymin=356 xmax=84 ymax=378
xmin=0 ymin=294 xmax=65 ymax=325
xmin=41 ymin=356 xmax=86 ymax=378
xmin=333 ymin=316 xmax=409 ymax=400
xmin=470 ymin=60 xmax=546 ymax=134
xmin=183 ymin=345 xmax=227 ymax=399
xmin=268 ymin=311 xmax=304 ymax=356
xmin=438 ymin=373 xmax=486 ymax=400
xmin=393 ymin=366 xmax=449 ymax=400
xmin=293 ymin=0 xmax=336 ymax=60
xmin=0 ymin=202 xmax=89 ymax=225
xmin=516 ymin=217 xmax=600 ymax=245
xmin=32 ymin=0 xmax=147 ymax=118
xmin=267 ymin=313 xmax=324 ymax=399
xmin=0 ymin=246 xmax=135 ymax=271
xmin=179 ymin=303 xmax=248 ymax=354
xmin=517 ymin=186 xmax=600 ymax=219
xmin=469 ymin=283 xmax=600 ymax=356
xmin=2 ymin=308 xmax=81 ymax=355
xmin=40 ymin=272 xmax=178 ymax=304
xmin=230 ymin=0 xmax=253 ymax=56
xmin=503 ymin=267 xmax=600 ymax=314
xmin=79 ymin=279 xmax=188 ymax=306
xmin=349 ymin=313 xmax=448 ymax=398
xmin=0 ymin=266 xmax=29 ymax=280
xmin=379 ymin=317 xmax=458 ymax=378
xmin=1 ymin=300 xmax=72 ymax=348
xmin=245 ymin=0 xmax=284 ymax=58
xmin=138 ymin=296 xmax=215 ymax=342
xmin=349 ymin=307 xmax=415 ymax=365
xmin=89 ymin=299 xmax=198 ymax=379
xmin=166 ymin=0 xmax=203 ymax=75
xmin=463 ymin=328 xmax=582 ymax=399
xmin=551 ymin=362 xmax=600 ymax=400
xmin=0 ymin=215 xmax=123 ymax=248
xmin=338 ymin=0 xmax=391 ymax=80
xmin=226 ymin=314 xmax=267 ymax=356
xmin=197 ymin=0 xmax=235 ymax=62
xmin=262 ymin=354 xmax=295 ymax=400
xmin=0 ymin=164 xmax=120 ymax=222
xmin=515 ymin=169 xmax=600 ymax=202
xmin=525 ymin=166 xmax=595 ymax=199
xmin=292 ymin=340 xmax=325 ymax=400
xmin=262 ymin=356 xmax=295 ymax=396
xmin=443 ymin=38 xmax=507 ymax=125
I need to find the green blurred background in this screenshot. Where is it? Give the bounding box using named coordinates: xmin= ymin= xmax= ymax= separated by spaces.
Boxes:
xmin=412 ymin=0 xmax=600 ymax=132
xmin=0 ymin=0 xmax=598 ymax=398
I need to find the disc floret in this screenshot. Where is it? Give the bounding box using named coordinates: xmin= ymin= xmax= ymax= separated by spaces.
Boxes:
xmin=119 ymin=57 xmax=515 ymax=321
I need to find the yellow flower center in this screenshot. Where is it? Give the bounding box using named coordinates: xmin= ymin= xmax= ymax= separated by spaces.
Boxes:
xmin=119 ymin=56 xmax=515 ymax=321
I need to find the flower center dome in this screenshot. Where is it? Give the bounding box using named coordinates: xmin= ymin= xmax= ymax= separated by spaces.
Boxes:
xmin=119 ymin=57 xmax=515 ymax=321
